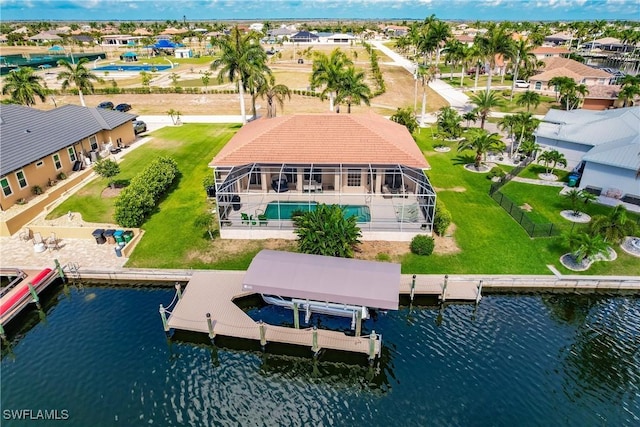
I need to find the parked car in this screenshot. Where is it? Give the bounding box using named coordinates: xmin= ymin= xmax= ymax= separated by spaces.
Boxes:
xmin=133 ymin=120 xmax=147 ymax=134
xmin=466 ymin=67 xmax=486 ymax=75
xmin=515 ymin=80 xmax=530 ymax=88
xmin=97 ymin=101 xmax=114 ymax=109
xmin=115 ymin=103 xmax=132 ymax=112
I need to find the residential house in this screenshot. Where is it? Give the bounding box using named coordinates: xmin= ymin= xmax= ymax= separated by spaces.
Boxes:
xmin=544 ymin=32 xmax=573 ymax=46
xmin=529 ymin=57 xmax=613 ymax=92
xmin=28 ymin=31 xmax=63 ymax=43
xmin=209 ymin=113 xmax=437 ymax=241
xmin=534 ymin=107 xmax=640 ymax=204
xmin=290 ymin=31 xmax=319 ymax=43
xmin=101 ymin=35 xmax=143 ymax=46
xmin=0 ymin=104 xmax=136 ymax=213
xmin=531 ymin=46 xmax=570 ymax=60
xmin=325 ymin=33 xmax=357 ymax=44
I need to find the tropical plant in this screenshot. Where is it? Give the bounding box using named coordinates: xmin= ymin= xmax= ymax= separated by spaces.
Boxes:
xmin=563 ymin=189 xmax=594 ymax=217
xmin=415 ymin=64 xmax=437 ymax=126
xmin=590 ymin=205 xmax=637 ymax=244
xmin=617 ymin=83 xmax=640 ymax=107
xmin=433 ymin=203 xmax=452 ymax=236
xmin=139 ymin=70 xmax=151 ymax=87
xmin=512 ymin=112 xmax=540 ymax=155
xmin=548 ymin=76 xmax=589 ymax=110
xmin=436 ymin=106 xmax=462 ymax=139
xmin=210 ymin=25 xmax=268 ymax=124
xmin=335 ymin=65 xmax=372 ymax=113
xmin=462 ymin=111 xmax=478 ymax=128
xmin=516 ymin=90 xmax=541 ymax=112
xmin=310 ymin=48 xmax=353 ymax=112
xmin=518 ymin=139 xmax=540 ymax=158
xmin=469 ymin=90 xmax=506 ymax=129
xmin=1 ymin=67 xmax=48 ymax=106
xmin=457 ymin=129 xmax=506 ymax=169
xmin=292 ymin=204 xmax=361 ymax=258
xmin=473 ymin=22 xmax=515 ymax=92
xmin=509 ymin=38 xmax=538 ymax=100
xmin=56 ymin=58 xmax=103 ymax=106
xmin=390 ymin=107 xmax=419 ymax=135
xmin=537 ymin=149 xmax=567 ymax=175
xmin=167 ymin=109 xmax=181 ymax=125
xmin=201 ymin=70 xmax=212 ymax=90
xmin=257 ymin=74 xmax=291 ymax=118
xmin=93 ymin=159 xmax=120 ymax=189
xmin=563 ymin=231 xmax=610 ymax=264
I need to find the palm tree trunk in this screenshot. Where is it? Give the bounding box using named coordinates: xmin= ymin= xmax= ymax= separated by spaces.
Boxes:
xmin=238 ymin=77 xmax=247 ymax=124
xmin=329 ymin=92 xmax=335 ymax=112
xmin=78 ymin=89 xmax=86 ymax=107
xmin=420 ymin=85 xmax=427 ymax=127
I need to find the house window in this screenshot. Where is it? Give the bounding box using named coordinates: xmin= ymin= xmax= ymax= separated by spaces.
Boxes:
xmin=347 ymin=169 xmax=361 ymax=187
xmin=52 ymin=154 xmax=62 ymax=170
xmin=284 ymin=167 xmax=297 ymax=184
xmin=249 ymin=167 xmax=262 ymax=185
xmin=67 ymin=147 xmax=77 ymax=163
xmin=36 ymin=160 xmax=44 ymax=168
xmin=15 ymin=170 xmax=27 ymax=189
xmin=1 ymin=177 xmax=12 ymax=197
xmin=304 ymin=168 xmax=321 ymax=183
xmin=116 ymin=138 xmax=122 ymax=147
xmin=535 ymin=81 xmax=542 ymax=90
xmin=89 ymin=135 xmax=98 ymax=151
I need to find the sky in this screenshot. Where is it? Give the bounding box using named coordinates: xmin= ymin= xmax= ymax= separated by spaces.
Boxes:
xmin=0 ymin=0 xmax=638 ymax=22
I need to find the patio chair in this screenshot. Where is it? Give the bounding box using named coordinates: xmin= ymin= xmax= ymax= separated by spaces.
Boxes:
xmin=257 ymin=214 xmax=268 ymax=226
xmin=46 ymin=232 xmax=60 ymax=251
xmin=33 ymin=232 xmax=44 ymax=245
xmin=19 ymin=228 xmax=31 ymax=242
xmin=241 ymin=213 xmax=251 ymax=225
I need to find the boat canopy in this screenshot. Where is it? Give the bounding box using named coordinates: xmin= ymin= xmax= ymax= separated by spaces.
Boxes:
xmin=243 ymin=250 xmax=400 ymax=310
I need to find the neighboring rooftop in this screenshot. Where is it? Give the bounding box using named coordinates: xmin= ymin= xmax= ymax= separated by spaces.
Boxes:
xmin=532 ymin=57 xmax=613 ymax=82
xmin=210 ymin=113 xmax=430 ymax=169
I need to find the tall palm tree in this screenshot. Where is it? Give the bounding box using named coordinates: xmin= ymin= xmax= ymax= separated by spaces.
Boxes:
xmin=590 ymin=205 xmax=637 ymax=244
xmin=497 ymin=113 xmax=518 ymax=152
xmin=1 ymin=67 xmax=47 ymax=106
xmin=416 ymin=64 xmax=437 ymax=126
xmin=474 ymin=22 xmax=515 ymax=92
xmin=618 ymin=85 xmax=640 ymax=108
xmin=537 ymin=149 xmax=567 ymax=175
xmin=57 ymin=57 xmax=103 ymax=107
xmin=428 ymin=19 xmax=452 ymax=67
xmin=548 ymin=76 xmax=588 ymax=110
xmin=310 ymin=48 xmax=353 ymax=112
xmin=210 ymin=26 xmax=268 ymax=124
xmin=257 ymin=75 xmax=291 ymax=118
xmin=512 ymin=111 xmax=540 ymax=154
xmin=469 ymin=90 xmax=505 ymax=129
xmin=335 ymin=66 xmax=372 ymax=114
xmin=457 ymin=129 xmax=506 ymax=169
xmin=516 ymin=90 xmax=541 ymax=112
xmin=509 ymin=38 xmax=538 ymax=101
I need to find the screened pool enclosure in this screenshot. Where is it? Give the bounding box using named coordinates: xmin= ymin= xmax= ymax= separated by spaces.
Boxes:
xmin=213 ymin=162 xmax=437 ymax=241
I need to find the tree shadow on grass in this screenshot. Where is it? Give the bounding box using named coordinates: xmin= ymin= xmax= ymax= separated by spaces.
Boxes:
xmin=451 ymin=154 xmax=475 ymax=166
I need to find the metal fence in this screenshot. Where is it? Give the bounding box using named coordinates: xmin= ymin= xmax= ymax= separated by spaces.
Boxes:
xmin=488 ymin=156 xmax=533 ymax=196
xmin=490 ymin=190 xmax=560 ymax=238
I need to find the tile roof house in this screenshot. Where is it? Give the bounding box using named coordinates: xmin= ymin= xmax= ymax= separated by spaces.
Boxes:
xmin=209 ymin=113 xmax=436 ymax=241
xmin=290 ymin=31 xmax=319 ymax=43
xmin=534 ymin=107 xmax=639 ymax=204
xmin=0 ymin=104 xmax=136 ymax=215
xmin=531 ymin=46 xmax=570 ymax=60
xmin=529 ymin=57 xmax=614 ymax=95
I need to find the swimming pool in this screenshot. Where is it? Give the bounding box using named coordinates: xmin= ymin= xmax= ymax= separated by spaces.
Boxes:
xmin=93 ymin=64 xmax=172 ymax=72
xmin=264 ymin=201 xmax=371 ymax=222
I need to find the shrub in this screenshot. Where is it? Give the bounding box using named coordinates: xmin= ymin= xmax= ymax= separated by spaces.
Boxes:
xmin=57 ymin=172 xmax=67 ymax=180
xmin=93 ymin=159 xmax=120 ymax=188
xmin=31 ymin=185 xmax=43 ymax=195
xmin=433 ymin=203 xmax=452 ymax=236
xmin=410 ymin=235 xmax=435 ymax=256
xmin=487 ymin=166 xmax=506 ymax=180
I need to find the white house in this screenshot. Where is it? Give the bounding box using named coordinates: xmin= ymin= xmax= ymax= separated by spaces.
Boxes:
xmin=535 ymin=107 xmax=640 ymax=204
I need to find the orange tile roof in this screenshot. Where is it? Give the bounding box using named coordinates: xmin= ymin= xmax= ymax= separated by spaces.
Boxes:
xmin=541 ymin=57 xmax=613 ymax=78
xmin=532 ymin=46 xmax=570 ymax=55
xmin=211 ymin=113 xmax=429 ymax=169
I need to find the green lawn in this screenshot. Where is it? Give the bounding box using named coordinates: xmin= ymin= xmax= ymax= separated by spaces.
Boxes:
xmin=403 ymin=133 xmax=640 ymax=276
xmin=52 ymin=124 xmax=640 ymax=276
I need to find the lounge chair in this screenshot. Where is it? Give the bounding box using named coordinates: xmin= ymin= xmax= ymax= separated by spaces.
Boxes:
xmin=241 ymin=213 xmax=252 ymax=225
xmin=46 ymin=233 xmax=60 ymax=251
xmin=257 ymin=214 xmax=268 ymax=226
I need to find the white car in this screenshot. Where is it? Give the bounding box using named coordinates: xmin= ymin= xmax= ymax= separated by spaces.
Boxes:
xmin=515 ymin=80 xmax=530 ymax=88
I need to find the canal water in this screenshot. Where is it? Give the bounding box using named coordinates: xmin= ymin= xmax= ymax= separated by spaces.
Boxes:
xmin=1 ymin=285 xmax=638 ymax=426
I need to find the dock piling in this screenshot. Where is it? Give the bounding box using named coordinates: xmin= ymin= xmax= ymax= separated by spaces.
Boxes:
xmin=0 ymin=323 xmax=5 ymax=341
xmin=54 ymin=259 xmax=66 ymax=283
xmin=355 ymin=310 xmax=362 ymax=337
xmin=293 ymin=302 xmax=300 ymax=329
xmin=175 ymin=283 xmax=182 ymax=300
xmin=369 ymin=330 xmax=377 ymax=360
xmin=311 ymin=326 xmax=319 ymax=355
xmin=206 ymin=312 xmax=215 ymax=340
xmin=259 ymin=320 xmax=267 ymax=348
xmin=27 ymin=283 xmax=41 ymax=309
xmin=476 ymin=280 xmax=483 ymax=305
xmin=410 ymin=274 xmax=416 ymax=302
xmin=441 ymin=274 xmax=449 ymax=303
xmin=159 ymin=304 xmax=169 ymax=333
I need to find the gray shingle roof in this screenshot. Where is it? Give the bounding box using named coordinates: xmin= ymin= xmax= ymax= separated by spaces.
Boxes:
xmin=1 ymin=104 xmax=135 ymax=176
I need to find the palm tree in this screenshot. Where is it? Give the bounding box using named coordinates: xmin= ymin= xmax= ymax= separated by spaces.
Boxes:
xmin=310 ymin=48 xmax=353 ymax=112
xmin=210 ymin=26 xmax=268 ymax=124
xmin=1 ymin=67 xmax=47 ymax=106
xmin=257 ymin=75 xmax=291 ymax=118
xmin=509 ymin=38 xmax=538 ymax=100
xmin=474 ymin=22 xmax=514 ymax=92
xmin=563 ymin=189 xmax=594 ymax=217
xmin=518 ymin=139 xmax=540 ymax=158
xmin=428 ymin=19 xmax=452 ymax=67
xmin=391 ymin=107 xmax=418 ymax=134
xmin=563 ymin=231 xmax=610 ymax=265
xmin=416 ymin=64 xmax=437 ymax=126
xmin=56 ymin=58 xmax=103 ymax=107
xmin=457 ymin=129 xmax=506 ymax=169
xmin=335 ymin=66 xmax=372 ymax=114
xmin=292 ymin=204 xmax=361 ymax=258
xmin=548 ymin=76 xmax=588 ymax=110
xmin=590 ymin=205 xmax=637 ymax=244
xmin=512 ymin=111 xmax=540 ymax=154
xmin=469 ymin=90 xmax=505 ymax=129
xmin=436 ymin=106 xmax=463 ymax=139
xmin=462 ymin=111 xmax=478 ymax=128
xmin=516 ymin=90 xmax=541 ymax=112
xmin=617 ymin=84 xmax=640 ymax=107
xmin=537 ymin=149 xmax=567 ymax=176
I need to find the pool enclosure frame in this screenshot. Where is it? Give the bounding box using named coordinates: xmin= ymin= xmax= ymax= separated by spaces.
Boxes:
xmin=213 ymin=162 xmax=437 ymax=241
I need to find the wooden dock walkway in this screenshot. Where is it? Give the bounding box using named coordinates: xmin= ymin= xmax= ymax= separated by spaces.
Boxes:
xmin=166 ymin=271 xmax=381 ymax=359
xmin=399 ymin=274 xmax=481 ymax=302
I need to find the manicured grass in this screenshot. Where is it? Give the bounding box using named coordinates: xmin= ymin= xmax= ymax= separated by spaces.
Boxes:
xmin=518 ymin=163 xmax=570 ymax=182
xmin=402 ymin=133 xmax=640 ymax=276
